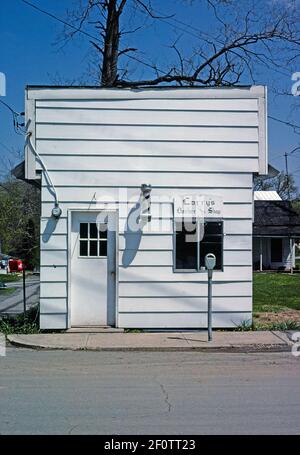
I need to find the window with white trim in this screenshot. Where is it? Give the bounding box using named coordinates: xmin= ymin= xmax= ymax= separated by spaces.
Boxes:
xmin=79 ymin=222 xmax=107 ymax=258
xmin=175 ymin=220 xmax=223 ymax=271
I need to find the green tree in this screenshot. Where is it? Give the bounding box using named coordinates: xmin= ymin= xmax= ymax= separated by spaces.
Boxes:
xmin=0 ymin=179 xmax=40 ymax=269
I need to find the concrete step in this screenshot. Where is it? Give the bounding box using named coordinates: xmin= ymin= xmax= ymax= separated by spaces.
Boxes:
xmin=66 ymin=326 xmax=124 ymax=334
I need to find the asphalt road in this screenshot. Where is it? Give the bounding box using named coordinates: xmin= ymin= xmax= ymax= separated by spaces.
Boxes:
xmin=0 ymin=276 xmax=39 ymax=315
xmin=0 ymin=349 xmax=299 ymax=435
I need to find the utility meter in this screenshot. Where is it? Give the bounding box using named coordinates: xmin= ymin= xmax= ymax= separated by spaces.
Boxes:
xmin=52 ymin=204 xmax=62 ymax=219
xmin=205 ymin=253 xmax=216 ymax=270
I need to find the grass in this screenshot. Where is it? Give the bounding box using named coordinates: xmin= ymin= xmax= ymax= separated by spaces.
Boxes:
xmin=237 ymin=319 xmax=300 ymax=331
xmin=253 ymin=272 xmax=300 ymax=312
xmin=0 ymin=306 xmax=39 ymax=335
xmin=0 ymin=274 xmax=21 ymax=284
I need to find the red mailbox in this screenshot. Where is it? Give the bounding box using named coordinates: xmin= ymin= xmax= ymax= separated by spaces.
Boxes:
xmin=8 ymin=259 xmax=23 ymax=273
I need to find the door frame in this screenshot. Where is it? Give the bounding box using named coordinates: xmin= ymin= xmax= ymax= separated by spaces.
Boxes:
xmin=67 ymin=208 xmax=119 ymax=328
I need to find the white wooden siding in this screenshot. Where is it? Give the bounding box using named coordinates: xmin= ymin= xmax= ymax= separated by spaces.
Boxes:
xmin=37 ymin=124 xmax=258 ymax=142
xmin=36 ymin=108 xmax=259 ymax=127
xmin=36 ymin=97 xmax=258 ymax=110
xmin=25 ymin=86 xmax=266 ymax=329
xmin=37 ymin=140 xmax=259 ymax=158
xmin=41 ymin=172 xmax=253 ymax=188
xmin=119 ymin=296 xmax=252 ymax=313
xmin=118 ymin=312 xmax=252 ymax=329
xmin=119 ymin=266 xmax=252 ymax=282
xmin=37 ymin=155 xmax=258 ymax=173
xmin=118 ymin=281 xmax=252 ymax=298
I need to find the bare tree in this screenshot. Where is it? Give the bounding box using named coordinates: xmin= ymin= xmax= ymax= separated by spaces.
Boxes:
xmin=254 ymin=172 xmax=299 ymax=200
xmin=54 ymin=0 xmax=299 ymax=88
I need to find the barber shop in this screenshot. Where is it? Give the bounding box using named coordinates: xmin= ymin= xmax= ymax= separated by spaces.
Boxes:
xmin=23 ymin=85 xmax=267 ymax=330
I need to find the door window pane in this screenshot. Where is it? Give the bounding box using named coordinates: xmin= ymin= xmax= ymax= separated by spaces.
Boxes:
xmin=89 ymin=223 xmax=98 ymax=239
xmin=100 ymin=240 xmax=107 ymax=257
xmin=80 ymin=240 xmax=88 ymax=256
xmin=89 ymin=240 xmax=98 ymax=256
xmin=99 ymin=224 xmax=107 ymax=239
xmin=80 ymin=223 xmax=88 ymax=239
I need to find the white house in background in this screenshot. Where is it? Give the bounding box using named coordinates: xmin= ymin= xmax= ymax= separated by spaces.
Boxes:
xmin=24 ymin=85 xmax=268 ymax=330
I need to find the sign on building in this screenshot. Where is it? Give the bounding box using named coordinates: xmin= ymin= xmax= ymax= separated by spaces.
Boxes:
xmin=174 ymin=194 xmax=223 ymax=219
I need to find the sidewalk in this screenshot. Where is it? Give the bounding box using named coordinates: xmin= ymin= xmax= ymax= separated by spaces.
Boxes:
xmin=6 ymin=330 xmax=294 ymax=352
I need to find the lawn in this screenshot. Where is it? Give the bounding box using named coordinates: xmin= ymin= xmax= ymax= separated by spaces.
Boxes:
xmin=0 ymin=274 xmax=21 ymax=284
xmin=253 ymin=272 xmax=300 ymax=312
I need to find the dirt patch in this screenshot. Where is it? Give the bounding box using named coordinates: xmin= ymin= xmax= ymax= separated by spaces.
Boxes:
xmin=254 ymin=309 xmax=300 ymax=325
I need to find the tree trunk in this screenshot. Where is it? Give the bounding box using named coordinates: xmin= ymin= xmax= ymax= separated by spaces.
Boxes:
xmin=101 ymin=0 xmax=120 ymax=87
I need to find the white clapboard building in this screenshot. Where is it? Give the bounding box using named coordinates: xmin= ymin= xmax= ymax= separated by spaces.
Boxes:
xmin=24 ymin=86 xmax=268 ymax=330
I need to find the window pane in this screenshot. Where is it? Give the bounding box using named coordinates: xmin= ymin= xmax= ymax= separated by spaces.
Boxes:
xmin=80 ymin=223 xmax=88 ymax=239
xmin=79 ymin=240 xmax=88 ymax=256
xmin=204 ymin=222 xmax=222 ymax=235
xmin=175 ymin=221 xmax=197 ymax=270
xmin=89 ymin=240 xmax=98 ymax=256
xmin=271 ymin=238 xmax=282 ymax=262
xmin=100 ymin=240 xmax=107 ymax=257
xmin=89 ymin=223 xmax=98 ymax=239
xmin=99 ymin=223 xmax=107 ymax=239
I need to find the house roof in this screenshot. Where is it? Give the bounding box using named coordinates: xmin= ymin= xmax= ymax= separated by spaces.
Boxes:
xmin=254 ymin=191 xmax=282 ymax=201
xmin=254 ymin=201 xmax=300 ymax=237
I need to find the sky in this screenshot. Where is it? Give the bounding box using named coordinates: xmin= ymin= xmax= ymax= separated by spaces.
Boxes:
xmin=0 ymin=0 xmax=299 ymax=186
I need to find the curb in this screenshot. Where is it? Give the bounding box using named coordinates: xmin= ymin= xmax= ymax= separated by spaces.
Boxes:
xmin=7 ymin=335 xmax=291 ymax=353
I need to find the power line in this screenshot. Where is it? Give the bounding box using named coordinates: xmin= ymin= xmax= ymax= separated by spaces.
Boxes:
xmin=20 ymin=0 xmax=165 ymax=75
xmin=269 ymin=115 xmax=300 ymax=132
xmin=0 ymin=99 xmax=26 ymax=135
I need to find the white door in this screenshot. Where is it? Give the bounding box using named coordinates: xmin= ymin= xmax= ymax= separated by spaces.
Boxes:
xmin=70 ymin=211 xmax=116 ymax=327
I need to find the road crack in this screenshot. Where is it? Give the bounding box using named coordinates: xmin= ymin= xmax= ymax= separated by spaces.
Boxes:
xmin=158 ymin=382 xmax=172 ymax=413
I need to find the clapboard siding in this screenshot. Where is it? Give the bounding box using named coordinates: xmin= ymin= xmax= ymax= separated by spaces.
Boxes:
xmin=36 ymin=97 xmax=259 ymax=110
xmin=119 ymin=296 xmax=252 ymax=313
xmin=119 ymin=266 xmax=253 ymax=282
xmin=41 ymin=234 xmax=67 ymax=250
xmin=119 ymin=281 xmax=252 ymax=298
xmin=40 ymin=250 xmax=67 ymax=267
xmin=224 ymin=219 xmax=252 ymax=235
xmin=40 ymin=266 xmax=67 ymax=282
xmin=37 ymin=140 xmax=259 ymax=157
xmin=42 ymin=172 xmax=253 ymax=188
xmin=118 ymin=312 xmax=252 ymax=329
xmin=42 ymin=186 xmax=253 ymax=203
xmin=40 ymin=201 xmax=252 ymax=219
xmin=118 ymin=234 xmax=252 ymax=251
xmin=40 ymin=298 xmax=67 ymax=313
xmin=41 ymin=217 xmax=68 ymax=235
xmin=119 ymin=250 xmax=252 ymax=267
xmin=40 ymin=314 xmax=67 ymax=330
xmin=40 ymin=282 xmax=67 ymax=298
xmin=37 ymin=155 xmax=258 ymax=173
xmin=37 ymin=124 xmax=258 ymax=142
xmin=36 ymin=108 xmax=259 ymax=127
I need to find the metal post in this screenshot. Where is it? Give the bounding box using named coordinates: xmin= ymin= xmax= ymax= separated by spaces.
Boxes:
xmin=22 ymin=266 xmax=26 ymax=321
xmin=285 ymin=152 xmax=291 ymax=200
xmin=207 ymin=268 xmax=213 ymax=342
xmin=259 ymin=237 xmax=263 ymax=272
xmin=290 ymin=238 xmax=294 ymax=275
